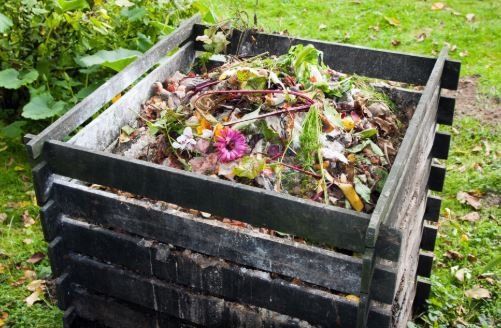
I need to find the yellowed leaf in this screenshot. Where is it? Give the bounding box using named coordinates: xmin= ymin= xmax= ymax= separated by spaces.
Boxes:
xmin=391 ymin=39 xmax=401 ymax=47
xmin=459 ymin=50 xmax=469 ymax=57
xmin=461 ymin=212 xmax=480 ymax=222
xmin=0 ymin=263 xmax=5 ymax=274
xmin=318 ymin=23 xmax=327 ymax=31
xmin=337 ymin=183 xmax=364 ymax=212
xmin=345 ymin=294 xmax=360 ymax=302
xmin=466 ymin=13 xmax=475 ymax=22
xmin=26 ymin=279 xmax=45 ymax=292
xmin=431 ymin=2 xmax=446 ymax=10
xmin=384 ymin=16 xmax=400 ymax=27
xmin=112 ymin=93 xmax=122 ymax=103
xmin=23 ymin=238 xmax=33 ymax=245
xmin=25 ymin=289 xmax=42 ymax=306
xmin=23 ymin=270 xmax=37 ymax=281
xmin=465 ymin=286 xmax=491 ymax=299
xmin=342 ymin=117 xmax=355 ymax=131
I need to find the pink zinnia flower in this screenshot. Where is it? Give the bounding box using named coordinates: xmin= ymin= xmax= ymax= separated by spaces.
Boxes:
xmin=215 ymin=127 xmax=247 ymax=162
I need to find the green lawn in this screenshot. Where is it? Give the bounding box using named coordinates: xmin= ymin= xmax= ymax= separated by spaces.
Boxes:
xmin=0 ymin=1 xmax=499 ymax=327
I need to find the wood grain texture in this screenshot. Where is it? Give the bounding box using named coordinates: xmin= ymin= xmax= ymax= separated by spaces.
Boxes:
xmin=59 ymin=216 xmax=391 ymax=327
xmin=26 ymin=15 xmax=201 ymax=159
xmin=51 ymin=179 xmax=397 ymax=303
xmin=44 ymin=140 xmax=401 ymax=259
xmin=69 ymin=42 xmax=195 ymax=151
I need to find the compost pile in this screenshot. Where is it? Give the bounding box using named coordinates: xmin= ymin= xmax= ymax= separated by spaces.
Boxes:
xmin=117 ymin=44 xmax=408 ymax=213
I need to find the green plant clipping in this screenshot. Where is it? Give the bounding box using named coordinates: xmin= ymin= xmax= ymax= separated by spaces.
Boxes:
xmin=76 ymin=48 xmax=142 ymax=72
xmin=298 ymin=105 xmax=321 ymax=168
xmin=0 ymin=12 xmax=12 ymax=32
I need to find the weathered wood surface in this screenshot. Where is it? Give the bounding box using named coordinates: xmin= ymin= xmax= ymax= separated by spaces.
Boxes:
xmin=357 ymin=47 xmax=448 ymax=327
xmin=51 ymin=179 xmax=397 ymax=303
xmin=40 ymin=200 xmax=60 ymax=241
xmin=437 ymin=96 xmax=455 ymax=125
xmin=44 ymin=141 xmax=402 ymax=260
xmin=67 ymin=254 xmax=313 ymax=328
xmin=413 ymin=277 xmax=431 ymax=314
xmin=69 ymin=42 xmax=195 ymax=151
xmin=69 ymin=287 xmax=197 ymax=328
xmin=193 ymin=25 xmax=460 ymax=90
xmin=59 ymin=216 xmax=391 ymax=327
xmin=31 ymin=161 xmax=52 ymax=206
xmin=26 ymin=15 xmax=201 ymax=159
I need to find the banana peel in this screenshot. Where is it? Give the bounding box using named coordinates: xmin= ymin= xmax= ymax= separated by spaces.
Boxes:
xmin=336 ymin=182 xmax=364 ymax=212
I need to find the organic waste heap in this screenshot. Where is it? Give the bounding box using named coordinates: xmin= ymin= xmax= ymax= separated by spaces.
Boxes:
xmin=116 ymin=44 xmax=408 ymax=214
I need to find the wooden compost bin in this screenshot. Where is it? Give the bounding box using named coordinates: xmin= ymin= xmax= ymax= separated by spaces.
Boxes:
xmin=26 ymin=15 xmax=460 ymax=328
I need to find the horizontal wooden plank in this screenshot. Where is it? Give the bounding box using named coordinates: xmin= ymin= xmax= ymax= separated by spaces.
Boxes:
xmin=40 ymin=200 xmax=61 ymax=241
xmin=417 ymin=251 xmax=434 ymax=278
xmin=424 ymin=195 xmax=442 ymax=222
xmin=44 ymin=140 xmax=401 ymax=258
xmin=428 ymin=164 xmax=446 ymax=192
xmin=59 ymin=217 xmax=391 ymax=327
xmin=193 ymin=24 xmax=460 ymax=90
xmin=31 ymin=161 xmax=52 ymax=206
xmin=431 ymin=131 xmax=451 ymax=160
xmin=67 ymin=254 xmax=313 ymax=327
xmin=70 ymin=286 xmax=196 ymax=328
xmin=69 ymin=41 xmax=196 ymax=151
xmin=48 ymin=236 xmax=65 ymax=277
xmin=413 ymin=277 xmax=431 ymax=314
xmin=52 ymin=179 xmax=397 ymax=303
xmin=26 ymin=15 xmax=201 ymax=160
xmin=420 ymin=224 xmax=438 ymax=252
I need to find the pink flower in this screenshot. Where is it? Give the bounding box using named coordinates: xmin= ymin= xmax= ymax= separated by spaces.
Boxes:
xmin=215 ymin=127 xmax=247 ymax=162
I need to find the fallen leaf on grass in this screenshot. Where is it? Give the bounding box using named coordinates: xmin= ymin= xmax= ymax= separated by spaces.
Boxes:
xmin=25 ymin=289 xmax=42 ymax=306
xmin=460 ymin=212 xmax=480 ymax=222
xmin=466 ymin=13 xmax=475 ymax=22
xmin=23 ymin=269 xmax=37 ymax=280
xmin=0 ymin=213 xmax=6 ymax=224
xmin=23 ymin=238 xmax=33 ymax=245
xmin=384 ymin=16 xmax=400 ymax=27
xmin=26 ymin=252 xmax=45 ymax=264
xmin=391 ymin=39 xmax=401 ymax=47
xmin=465 ymin=286 xmax=491 ymax=299
xmin=22 ymin=211 xmax=35 ymax=227
xmin=26 ymin=279 xmax=45 ymax=292
xmin=452 ymin=267 xmax=471 ymax=282
xmin=459 ymin=50 xmax=468 ymax=57
xmin=318 ymin=24 xmax=327 ymax=31
xmin=0 ymin=263 xmax=5 ymax=274
xmin=416 ymin=33 xmax=427 ymax=42
xmin=431 ymin=2 xmax=446 ymax=10
xmin=456 ymin=191 xmax=481 ymax=209
xmin=0 ymin=312 xmax=8 ymax=327
xmin=445 ymin=250 xmax=463 ymax=260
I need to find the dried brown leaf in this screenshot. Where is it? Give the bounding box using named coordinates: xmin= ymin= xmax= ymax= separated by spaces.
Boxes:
xmin=384 ymin=16 xmax=400 ymax=27
xmin=26 ymin=279 xmax=45 ymax=292
xmin=465 ymin=286 xmax=491 ymax=299
xmin=457 ymin=191 xmax=481 ymax=209
xmin=431 ymin=2 xmax=446 ymax=10
xmin=416 ymin=32 xmax=427 ymax=42
xmin=0 ymin=213 xmax=6 ymax=224
xmin=25 ymin=289 xmax=42 ymax=306
xmin=391 ymin=39 xmax=401 ymax=47
xmin=460 ymin=212 xmax=480 ymax=222
xmin=445 ymin=250 xmax=463 ymax=260
xmin=26 ymin=252 xmax=45 ymax=264
xmin=22 ymin=211 xmax=35 ymax=227
xmin=466 ymin=13 xmax=475 ymax=22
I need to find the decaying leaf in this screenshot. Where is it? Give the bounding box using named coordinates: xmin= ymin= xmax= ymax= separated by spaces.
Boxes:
xmin=26 ymin=279 xmax=45 ymax=292
xmin=391 ymin=39 xmax=401 ymax=47
xmin=465 ymin=286 xmax=491 ymax=299
xmin=384 ymin=16 xmax=400 ymax=27
xmin=456 ymin=191 xmax=481 ymax=209
xmin=431 ymin=2 xmax=446 ymax=10
xmin=26 ymin=252 xmax=45 ymax=264
xmin=466 ymin=13 xmax=475 ymax=22
xmin=25 ymin=289 xmax=43 ymax=306
xmin=445 ymin=250 xmax=463 ymax=260
xmin=460 ymin=212 xmax=480 ymax=222
xmin=0 ymin=263 xmax=5 ymax=274
xmin=451 ymin=266 xmax=471 ymax=282
xmin=22 ymin=210 xmax=35 ymax=227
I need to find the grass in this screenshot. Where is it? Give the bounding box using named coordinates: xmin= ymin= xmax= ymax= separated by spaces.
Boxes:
xmin=0 ymin=1 xmax=499 ymax=327
xmin=205 ymin=0 xmax=501 ymax=97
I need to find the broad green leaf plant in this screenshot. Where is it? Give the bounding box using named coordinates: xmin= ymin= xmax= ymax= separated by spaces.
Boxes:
xmin=0 ymin=0 xmax=215 ymax=138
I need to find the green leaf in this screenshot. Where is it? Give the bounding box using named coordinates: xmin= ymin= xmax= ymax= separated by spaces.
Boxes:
xmin=192 ymin=1 xmax=218 ymax=23
xmin=369 ymin=140 xmax=384 ymax=156
xmin=0 ymin=12 xmax=13 ymax=33
xmin=233 ymin=107 xmax=261 ymax=130
xmin=0 ymin=69 xmax=39 ymax=89
xmin=0 ymin=121 xmax=27 ymax=139
xmin=233 ymin=156 xmax=266 ymax=179
xmin=354 ymin=177 xmax=372 ymax=203
xmin=356 ymin=128 xmax=378 ymax=139
xmin=347 ymin=140 xmax=370 ymax=153
xmin=56 ymin=0 xmax=89 ymax=12
xmin=121 ymin=7 xmax=147 ymax=21
xmin=76 ymin=48 xmax=142 ymax=72
xmin=22 ymin=93 xmax=66 ymax=120
xmin=135 ymin=33 xmax=154 ymax=52
xmin=150 ymin=21 xmax=175 ymax=35
xmin=323 ymin=105 xmax=343 ymax=128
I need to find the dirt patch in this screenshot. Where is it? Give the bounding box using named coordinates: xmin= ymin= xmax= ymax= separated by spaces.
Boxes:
xmin=447 ymin=76 xmax=500 ymax=124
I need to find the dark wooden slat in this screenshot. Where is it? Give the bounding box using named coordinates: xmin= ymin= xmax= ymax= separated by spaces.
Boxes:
xmin=67 ymin=254 xmax=312 ymax=328
xmin=437 ymin=96 xmax=455 ymax=125
xmin=52 ymin=179 xmax=397 ymax=303
xmin=31 ymin=161 xmax=52 ymax=206
xmin=413 ymin=277 xmax=431 ymax=314
xmin=40 ymin=200 xmax=61 ymax=241
xmin=55 ymin=272 xmax=72 ymax=310
xmin=26 ymin=15 xmax=201 ymax=159
xmin=193 ymin=24 xmax=460 ymax=90
xmin=420 ymin=224 xmax=438 ymax=252
xmin=70 ymin=286 xmax=195 ymax=328
xmin=428 ymin=164 xmax=446 ymax=192
xmin=417 ymin=251 xmax=434 ymax=278
xmin=48 ymin=236 xmax=65 ymax=277
xmin=63 ymin=307 xmax=79 ymax=328
xmin=357 ymin=47 xmax=448 ymax=327
xmin=59 ymin=217 xmax=391 ymax=327
xmin=424 ymin=195 xmax=442 ymax=222
xmin=431 ymin=131 xmax=451 ymax=160
xmin=44 ymin=140 xmax=401 ymax=258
